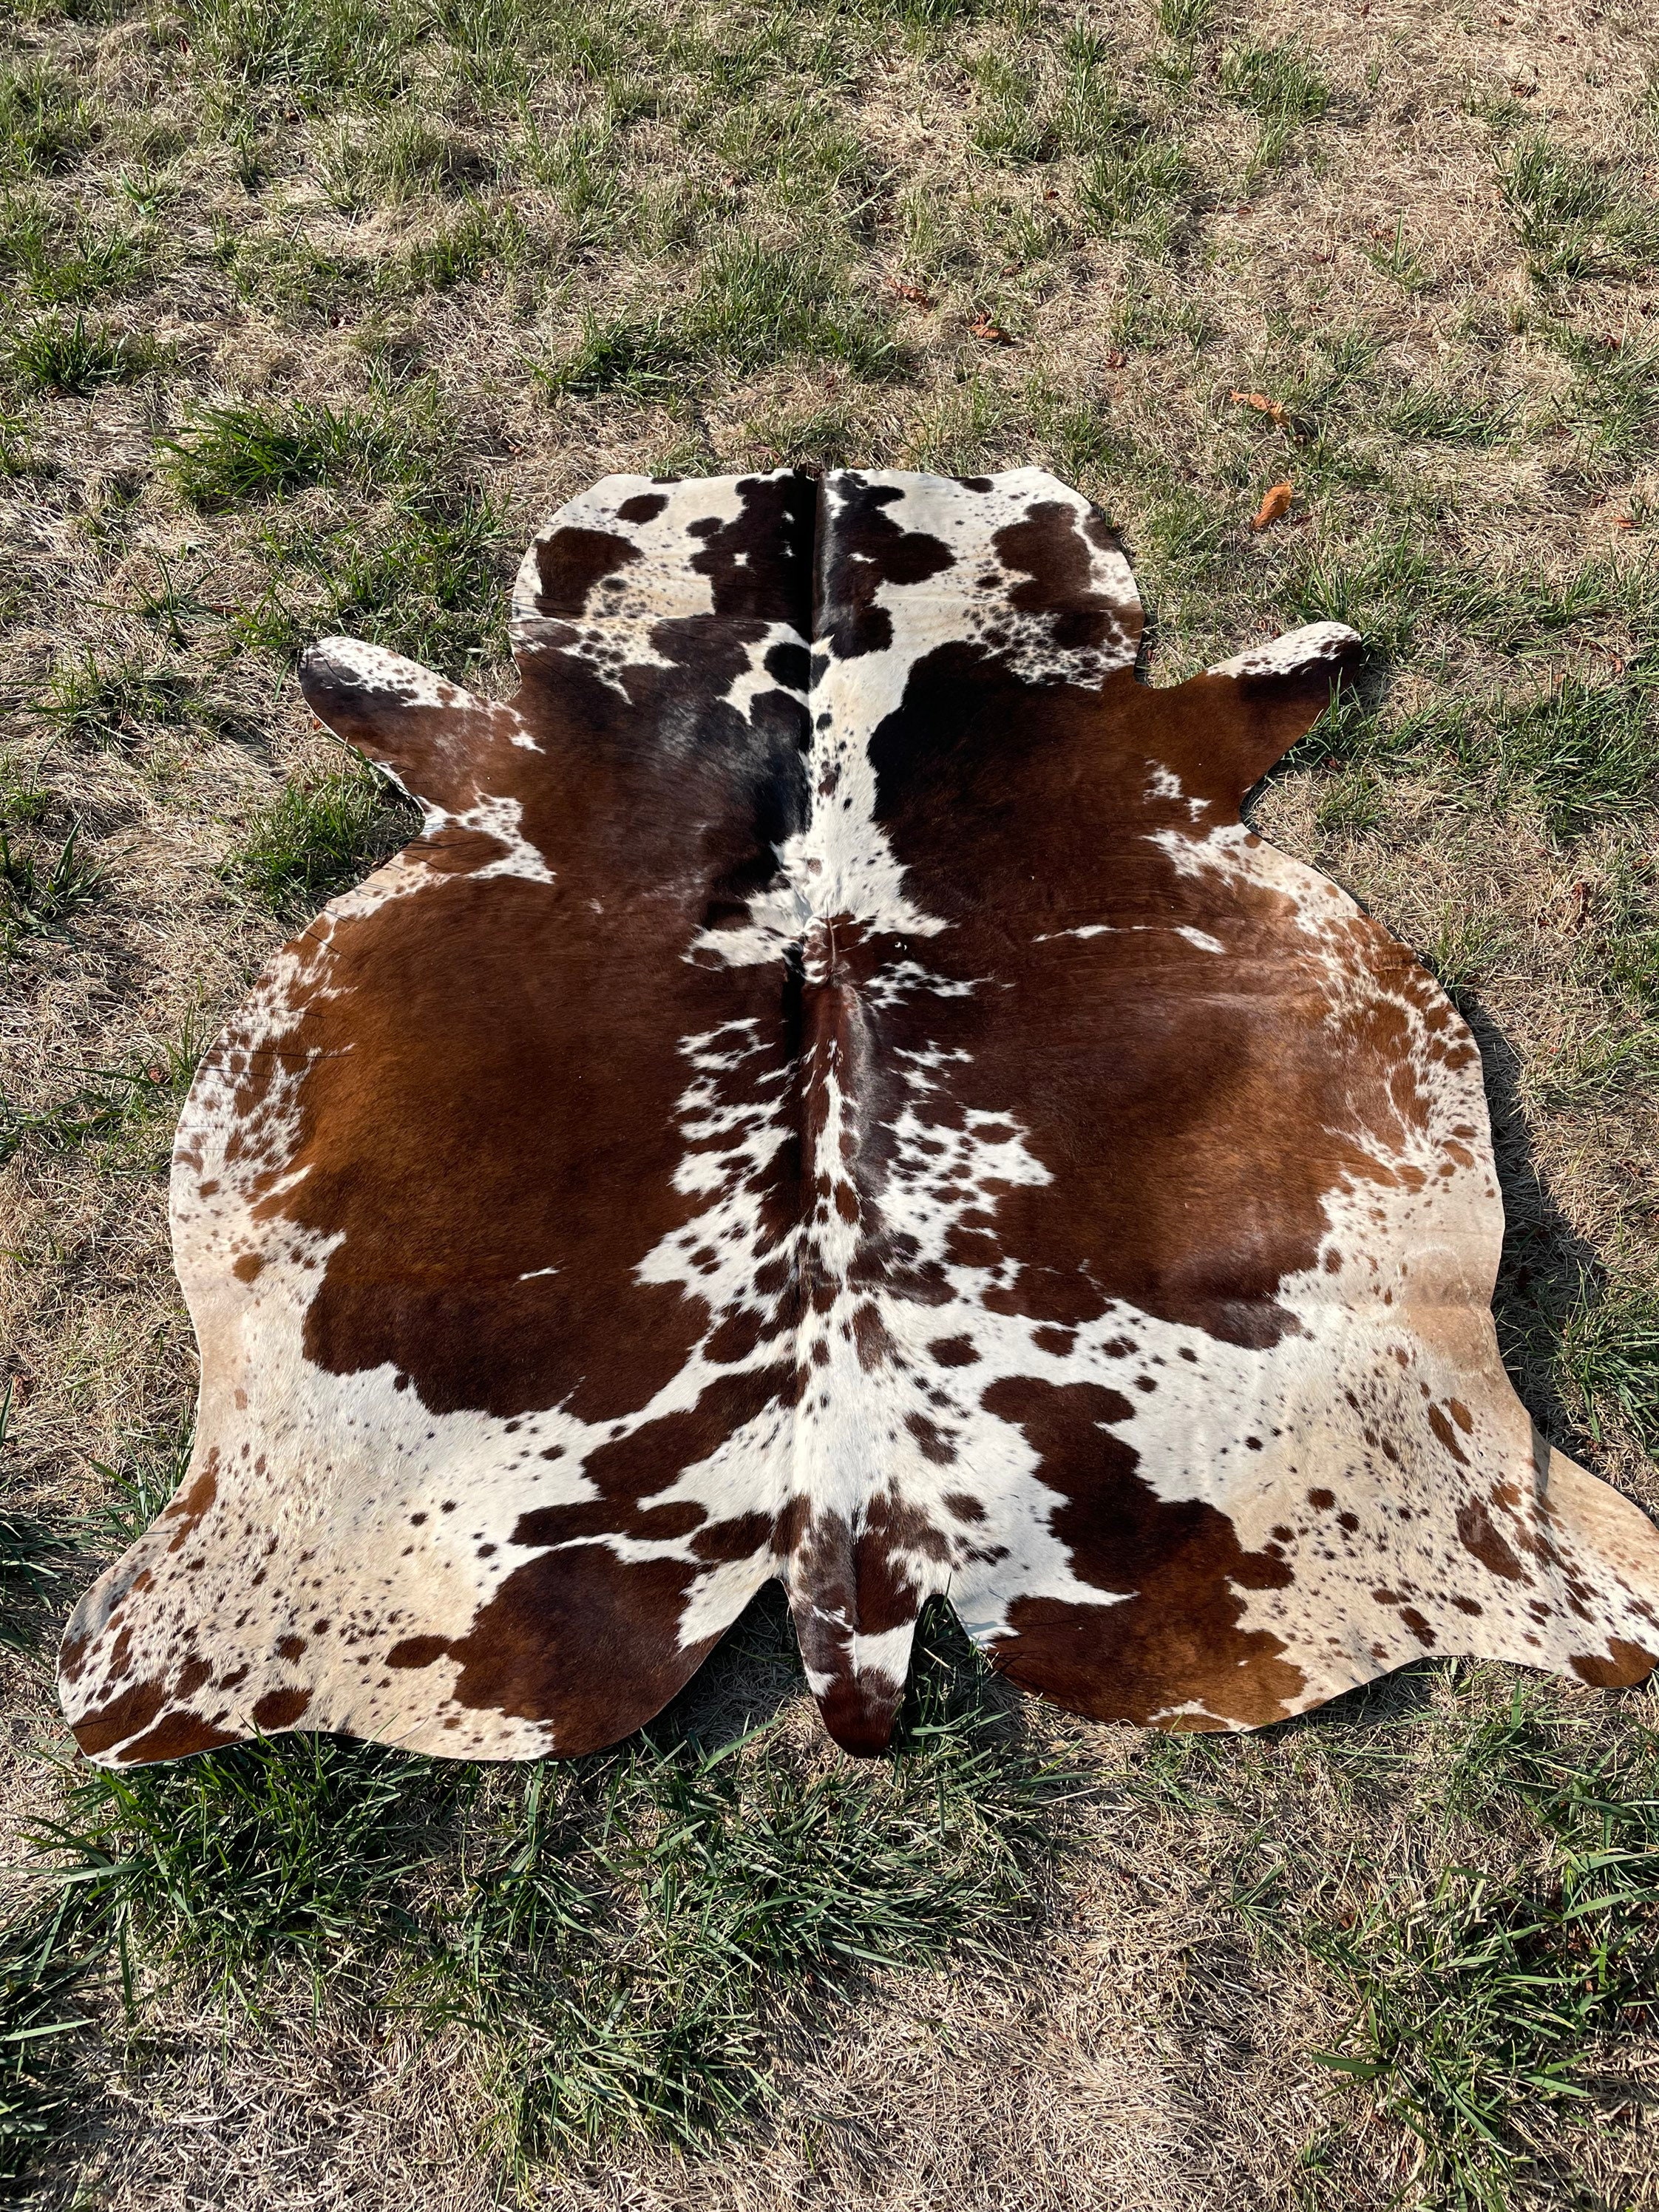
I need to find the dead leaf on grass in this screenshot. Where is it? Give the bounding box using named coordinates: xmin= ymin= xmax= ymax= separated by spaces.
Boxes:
xmin=1231 ymin=389 xmax=1289 ymax=425
xmin=1251 ymin=481 xmax=1295 ymax=530
xmin=969 ymin=315 xmax=1011 ymax=345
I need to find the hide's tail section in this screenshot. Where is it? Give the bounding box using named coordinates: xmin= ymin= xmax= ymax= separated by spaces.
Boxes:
xmin=784 ymin=1506 xmax=935 ymax=1756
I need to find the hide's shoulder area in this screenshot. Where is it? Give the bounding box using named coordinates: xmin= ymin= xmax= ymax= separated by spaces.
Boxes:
xmin=58 ymin=468 xmax=1659 ymax=1770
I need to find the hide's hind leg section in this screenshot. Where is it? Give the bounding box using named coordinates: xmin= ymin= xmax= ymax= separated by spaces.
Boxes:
xmin=945 ymin=1311 xmax=1659 ymax=1734
xmin=59 ymin=1405 xmax=792 ymax=1768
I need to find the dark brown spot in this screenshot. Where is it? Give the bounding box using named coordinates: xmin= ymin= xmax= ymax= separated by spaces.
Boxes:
xmin=1456 ymin=1498 xmax=1524 ymax=1581
xmin=72 ymin=1677 xmax=172 ymax=1757
xmin=251 ymin=1686 xmax=313 ymax=1731
xmin=118 ymin=1710 xmax=242 ymax=1763
xmin=1569 ymin=1639 xmax=1655 ymax=1689
xmin=928 ymin=1336 xmax=980 ymax=1366
xmin=905 ymin=1412 xmax=957 ymax=1465
xmin=1428 ymin=1404 xmax=1470 ymax=1466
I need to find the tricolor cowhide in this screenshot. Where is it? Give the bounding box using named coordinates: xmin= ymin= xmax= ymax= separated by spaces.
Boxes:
xmin=59 ymin=467 xmax=1659 ymax=1768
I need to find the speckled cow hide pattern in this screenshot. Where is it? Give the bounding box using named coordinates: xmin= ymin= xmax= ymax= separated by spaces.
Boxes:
xmin=58 ymin=467 xmax=1659 ymax=1768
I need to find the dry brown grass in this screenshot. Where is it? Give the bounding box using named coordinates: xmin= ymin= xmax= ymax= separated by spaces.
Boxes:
xmin=3 ymin=0 xmax=1659 ymax=2202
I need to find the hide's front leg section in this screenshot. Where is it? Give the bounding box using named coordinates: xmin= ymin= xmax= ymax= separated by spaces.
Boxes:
xmin=1108 ymin=621 xmax=1362 ymax=819
xmin=1198 ymin=621 xmax=1364 ymax=793
xmin=299 ymin=635 xmax=531 ymax=821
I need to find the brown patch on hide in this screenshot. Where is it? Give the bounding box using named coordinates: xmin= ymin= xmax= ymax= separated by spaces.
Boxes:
xmin=428 ymin=1546 xmax=723 ymax=1754
xmin=1457 ymin=1496 xmax=1525 ymax=1581
xmin=118 ymin=1710 xmax=242 ymax=1763
xmin=1569 ymin=1639 xmax=1656 ymax=1689
xmin=530 ymin=526 xmax=641 ymax=616
xmin=862 ymin=636 xmax=1401 ymax=1355
xmin=1428 ymin=1403 xmax=1471 ymax=1465
xmin=814 ymin=1674 xmax=909 ymax=1758
xmin=508 ymin=1368 xmax=791 ymax=1547
xmin=980 ymin=1377 xmax=1304 ymax=1728
xmin=993 ymin=501 xmax=1135 ymax=654
xmin=781 ymin=1494 xmax=949 ymax=1754
xmin=251 ymin=1686 xmax=313 ymax=1731
xmin=72 ymin=1675 xmax=174 ymax=1757
xmin=162 ymin=1457 xmax=217 ymax=1549
xmin=815 ymin=475 xmax=954 ymax=659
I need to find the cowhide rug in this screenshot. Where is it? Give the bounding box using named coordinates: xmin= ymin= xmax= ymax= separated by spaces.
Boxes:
xmin=58 ymin=467 xmax=1659 ymax=1767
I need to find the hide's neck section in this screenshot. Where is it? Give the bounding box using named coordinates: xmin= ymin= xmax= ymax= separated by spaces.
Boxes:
xmin=509 ymin=467 xmax=1144 ymax=691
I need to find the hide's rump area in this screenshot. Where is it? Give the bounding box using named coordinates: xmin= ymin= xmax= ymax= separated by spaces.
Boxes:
xmin=58 ymin=468 xmax=1659 ymax=1768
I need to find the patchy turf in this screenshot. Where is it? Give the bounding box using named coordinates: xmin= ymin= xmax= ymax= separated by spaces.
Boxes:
xmin=0 ymin=0 xmax=1656 ymax=2203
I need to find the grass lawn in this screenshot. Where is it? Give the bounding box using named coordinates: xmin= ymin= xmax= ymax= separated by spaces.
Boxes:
xmin=1 ymin=0 xmax=1658 ymax=2203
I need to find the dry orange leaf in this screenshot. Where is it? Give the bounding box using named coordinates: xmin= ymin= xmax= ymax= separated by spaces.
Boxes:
xmin=1251 ymin=481 xmax=1295 ymax=530
xmin=890 ymin=279 xmax=932 ymax=306
xmin=1231 ymin=389 xmax=1289 ymax=425
xmin=970 ymin=315 xmax=1011 ymax=345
